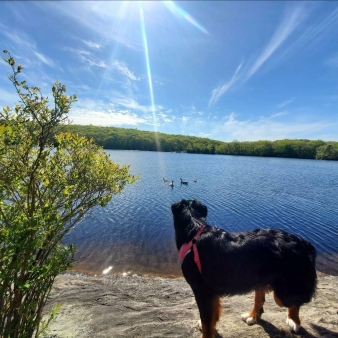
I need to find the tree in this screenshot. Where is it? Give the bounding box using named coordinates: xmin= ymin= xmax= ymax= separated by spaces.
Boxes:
xmin=316 ymin=142 xmax=338 ymax=160
xmin=0 ymin=51 xmax=138 ymax=338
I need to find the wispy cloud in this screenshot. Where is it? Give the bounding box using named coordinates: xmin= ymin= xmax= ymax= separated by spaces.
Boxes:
xmin=109 ymin=96 xmax=162 ymax=114
xmin=66 ymin=47 xmax=108 ymax=69
xmin=209 ymin=63 xmax=242 ymax=107
xmin=273 ymin=6 xmax=338 ymax=67
xmin=208 ymin=5 xmax=308 ymax=102
xmin=33 ymin=2 xmax=141 ymax=51
xmin=295 ymin=7 xmax=338 ymax=50
xmin=246 ymin=6 xmax=305 ymax=80
xmin=33 ymin=51 xmax=55 ymax=67
xmin=112 ymin=60 xmax=139 ymax=81
xmin=82 ymin=40 xmax=101 ymax=50
xmin=157 ymin=112 xmax=173 ymax=123
xmin=270 ymin=111 xmax=288 ymax=118
xmin=276 ymin=99 xmax=294 ymax=109
xmin=0 ymin=26 xmax=57 ymax=90
xmin=2 ymin=29 xmax=55 ymax=68
xmin=3 ymin=30 xmax=34 ymax=50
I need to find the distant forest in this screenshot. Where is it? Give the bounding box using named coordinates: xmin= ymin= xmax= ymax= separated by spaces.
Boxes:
xmin=63 ymin=124 xmax=338 ymax=161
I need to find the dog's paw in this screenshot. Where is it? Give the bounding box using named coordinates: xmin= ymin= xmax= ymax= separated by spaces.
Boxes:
xmin=286 ymin=317 xmax=300 ymax=333
xmin=241 ymin=313 xmax=257 ymax=325
xmin=197 ymin=319 xmax=202 ymax=331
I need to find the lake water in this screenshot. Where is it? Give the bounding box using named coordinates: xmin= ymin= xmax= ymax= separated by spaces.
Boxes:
xmin=66 ymin=150 xmax=338 ymax=277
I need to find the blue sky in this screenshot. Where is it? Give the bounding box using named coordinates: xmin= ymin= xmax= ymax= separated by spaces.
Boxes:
xmin=0 ymin=1 xmax=338 ymax=142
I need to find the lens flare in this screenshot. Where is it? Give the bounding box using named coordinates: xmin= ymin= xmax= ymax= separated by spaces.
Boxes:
xmin=162 ymin=1 xmax=209 ymax=35
xmin=102 ymin=266 xmax=113 ymax=274
xmin=139 ymin=2 xmax=161 ymax=151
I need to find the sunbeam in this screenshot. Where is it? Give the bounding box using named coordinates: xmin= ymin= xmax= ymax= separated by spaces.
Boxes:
xmin=94 ymin=2 xmax=132 ymax=101
xmin=139 ymin=1 xmax=161 ymax=151
xmin=162 ymin=0 xmax=209 ymax=35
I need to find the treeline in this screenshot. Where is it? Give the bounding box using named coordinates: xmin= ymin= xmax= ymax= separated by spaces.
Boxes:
xmin=62 ymin=124 xmax=338 ymax=160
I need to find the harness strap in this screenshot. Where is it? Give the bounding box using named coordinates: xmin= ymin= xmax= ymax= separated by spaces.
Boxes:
xmin=179 ymin=227 xmax=206 ymax=273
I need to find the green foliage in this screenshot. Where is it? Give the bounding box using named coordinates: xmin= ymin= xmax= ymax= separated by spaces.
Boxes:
xmin=315 ymin=142 xmax=338 ymax=160
xmin=0 ymin=51 xmax=137 ymax=338
xmin=63 ymin=124 xmax=337 ymax=160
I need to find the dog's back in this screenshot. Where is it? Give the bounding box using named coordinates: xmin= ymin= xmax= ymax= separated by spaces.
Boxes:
xmin=197 ymin=227 xmax=317 ymax=306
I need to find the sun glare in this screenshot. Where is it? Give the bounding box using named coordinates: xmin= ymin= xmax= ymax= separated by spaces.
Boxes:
xmin=139 ymin=1 xmax=161 ymax=151
xmin=94 ymin=1 xmax=208 ymax=152
xmin=162 ymin=1 xmax=209 ymax=35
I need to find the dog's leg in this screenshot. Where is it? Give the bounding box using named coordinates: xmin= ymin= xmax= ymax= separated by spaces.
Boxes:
xmin=274 ymin=292 xmax=301 ymax=332
xmin=286 ymin=305 xmax=301 ymax=333
xmin=273 ymin=291 xmax=284 ymax=307
xmin=194 ymin=291 xmax=221 ymax=338
xmin=241 ymin=289 xmax=265 ymax=325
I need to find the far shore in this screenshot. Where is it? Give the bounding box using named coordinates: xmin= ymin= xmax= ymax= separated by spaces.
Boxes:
xmin=44 ymin=271 xmax=338 ymax=338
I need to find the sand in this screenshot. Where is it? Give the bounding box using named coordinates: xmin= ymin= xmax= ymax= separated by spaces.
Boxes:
xmin=43 ymin=271 xmax=338 ymax=338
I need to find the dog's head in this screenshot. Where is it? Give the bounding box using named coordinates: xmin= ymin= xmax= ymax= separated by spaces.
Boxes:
xmin=171 ymin=199 xmax=208 ymax=249
xmin=171 ymin=199 xmax=208 ymax=220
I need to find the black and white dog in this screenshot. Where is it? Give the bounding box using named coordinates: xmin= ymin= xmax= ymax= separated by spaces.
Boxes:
xmin=171 ymin=199 xmax=317 ymax=338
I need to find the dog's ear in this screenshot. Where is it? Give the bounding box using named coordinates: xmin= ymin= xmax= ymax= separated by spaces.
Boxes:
xmin=171 ymin=199 xmax=189 ymax=216
xmin=190 ymin=200 xmax=208 ymax=218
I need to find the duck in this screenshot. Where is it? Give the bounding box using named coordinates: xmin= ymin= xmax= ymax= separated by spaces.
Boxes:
xmin=169 ymin=180 xmax=174 ymax=187
xmin=180 ymin=178 xmax=188 ymax=184
xmin=163 ymin=177 xmax=168 ymax=182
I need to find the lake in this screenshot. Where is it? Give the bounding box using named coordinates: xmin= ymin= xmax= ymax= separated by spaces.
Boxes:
xmin=66 ymin=150 xmax=338 ymax=276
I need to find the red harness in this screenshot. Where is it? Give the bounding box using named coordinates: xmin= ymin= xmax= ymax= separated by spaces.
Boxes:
xmin=179 ymin=227 xmax=206 ymax=273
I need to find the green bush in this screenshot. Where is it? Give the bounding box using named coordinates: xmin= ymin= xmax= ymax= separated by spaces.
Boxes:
xmin=0 ymin=51 xmax=138 ymax=338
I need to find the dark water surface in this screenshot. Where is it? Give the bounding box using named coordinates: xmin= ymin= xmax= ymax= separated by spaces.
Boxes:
xmin=66 ymin=150 xmax=338 ymax=276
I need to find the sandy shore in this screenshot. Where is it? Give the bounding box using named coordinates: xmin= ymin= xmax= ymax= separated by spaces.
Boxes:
xmin=43 ymin=271 xmax=338 ymax=338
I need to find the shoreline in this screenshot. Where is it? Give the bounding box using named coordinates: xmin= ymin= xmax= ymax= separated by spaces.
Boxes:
xmin=44 ymin=271 xmax=338 ymax=338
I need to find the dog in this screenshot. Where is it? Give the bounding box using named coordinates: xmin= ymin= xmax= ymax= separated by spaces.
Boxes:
xmin=171 ymin=199 xmax=317 ymax=338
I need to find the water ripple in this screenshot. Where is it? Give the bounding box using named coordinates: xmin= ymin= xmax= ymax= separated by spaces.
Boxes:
xmin=66 ymin=151 xmax=338 ymax=276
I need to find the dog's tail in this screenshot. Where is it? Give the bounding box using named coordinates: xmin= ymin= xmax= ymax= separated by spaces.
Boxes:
xmin=273 ymin=241 xmax=317 ymax=307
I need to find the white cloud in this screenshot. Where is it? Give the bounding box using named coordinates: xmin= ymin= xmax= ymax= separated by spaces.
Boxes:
xmin=276 ymin=99 xmax=294 ymax=109
xmin=69 ymin=96 xmax=171 ymax=127
xmin=246 ymin=6 xmax=305 ymax=81
xmin=3 ymin=31 xmax=35 ymax=50
xmin=270 ymin=111 xmax=288 ymax=118
xmin=212 ymin=112 xmax=334 ymax=141
xmin=66 ymin=48 xmax=108 ymax=69
xmin=2 ymin=30 xmax=55 ymax=68
xmin=297 ymin=7 xmax=338 ymax=50
xmin=34 ymin=51 xmax=55 ymax=67
xmin=272 ymin=7 xmax=338 ymax=67
xmin=209 ymin=63 xmax=242 ymax=107
xmin=111 ymin=61 xmax=139 ymax=81
xmin=157 ymin=112 xmax=173 ymax=123
xmin=110 ymin=97 xmax=160 ymax=114
xmin=69 ymin=108 xmax=148 ymax=127
xmin=82 ymin=40 xmax=101 ymax=50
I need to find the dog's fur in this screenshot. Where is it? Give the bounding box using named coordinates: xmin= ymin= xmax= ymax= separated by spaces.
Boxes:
xmin=171 ymin=199 xmax=317 ymax=338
